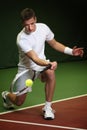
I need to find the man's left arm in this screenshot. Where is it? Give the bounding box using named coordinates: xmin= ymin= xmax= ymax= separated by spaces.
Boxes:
xmin=47 ymin=39 xmax=84 ymax=57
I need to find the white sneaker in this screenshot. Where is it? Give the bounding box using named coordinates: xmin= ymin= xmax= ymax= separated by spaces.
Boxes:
xmin=42 ymin=106 xmax=55 ymax=120
xmin=1 ymin=91 xmax=14 ymax=109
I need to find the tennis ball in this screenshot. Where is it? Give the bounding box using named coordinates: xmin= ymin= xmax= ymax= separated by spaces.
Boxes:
xmin=25 ymin=79 xmax=33 ymax=87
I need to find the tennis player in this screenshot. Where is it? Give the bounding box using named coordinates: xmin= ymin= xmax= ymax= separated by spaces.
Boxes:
xmin=2 ymin=8 xmax=84 ymax=120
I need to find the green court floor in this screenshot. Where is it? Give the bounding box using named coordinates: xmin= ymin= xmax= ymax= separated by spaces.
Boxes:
xmin=0 ymin=60 xmax=87 ymax=112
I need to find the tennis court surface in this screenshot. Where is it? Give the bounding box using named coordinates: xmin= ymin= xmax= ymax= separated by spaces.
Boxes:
xmin=0 ymin=94 xmax=87 ymax=130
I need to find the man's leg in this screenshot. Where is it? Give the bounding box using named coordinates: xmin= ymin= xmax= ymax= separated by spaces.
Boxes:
xmin=2 ymin=69 xmax=33 ymax=109
xmin=1 ymin=90 xmax=28 ymax=109
xmin=41 ymin=69 xmax=56 ymax=119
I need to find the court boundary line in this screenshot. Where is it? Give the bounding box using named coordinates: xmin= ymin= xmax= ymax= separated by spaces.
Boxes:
xmin=0 ymin=93 xmax=87 ymax=130
xmin=0 ymin=93 xmax=87 ymax=115
xmin=0 ymin=118 xmax=86 ymax=130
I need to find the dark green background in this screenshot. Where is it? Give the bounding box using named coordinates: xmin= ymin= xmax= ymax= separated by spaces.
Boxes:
xmin=0 ymin=0 xmax=87 ymax=68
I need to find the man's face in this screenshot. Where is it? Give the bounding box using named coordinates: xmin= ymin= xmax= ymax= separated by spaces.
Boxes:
xmin=23 ymin=17 xmax=36 ymax=33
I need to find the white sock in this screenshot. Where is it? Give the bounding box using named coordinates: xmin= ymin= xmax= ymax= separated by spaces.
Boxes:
xmin=45 ymin=101 xmax=52 ymax=108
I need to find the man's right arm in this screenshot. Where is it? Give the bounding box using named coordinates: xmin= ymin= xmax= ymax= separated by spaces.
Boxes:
xmin=26 ymin=50 xmax=50 ymax=66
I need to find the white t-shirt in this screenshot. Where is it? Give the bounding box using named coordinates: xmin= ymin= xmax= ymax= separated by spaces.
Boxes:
xmin=16 ymin=23 xmax=54 ymax=71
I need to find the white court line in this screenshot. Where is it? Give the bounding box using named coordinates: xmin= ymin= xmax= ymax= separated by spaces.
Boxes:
xmin=0 ymin=118 xmax=86 ymax=130
xmin=0 ymin=93 xmax=87 ymax=115
xmin=0 ymin=93 xmax=87 ymax=130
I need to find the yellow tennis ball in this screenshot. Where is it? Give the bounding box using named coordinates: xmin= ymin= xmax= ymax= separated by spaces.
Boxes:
xmin=25 ymin=79 xmax=33 ymax=87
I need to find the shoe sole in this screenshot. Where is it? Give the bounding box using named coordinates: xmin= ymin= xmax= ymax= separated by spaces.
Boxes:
xmin=44 ymin=117 xmax=54 ymax=120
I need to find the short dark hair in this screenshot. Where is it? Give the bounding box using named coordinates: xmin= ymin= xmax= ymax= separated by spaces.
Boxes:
xmin=20 ymin=8 xmax=36 ymax=22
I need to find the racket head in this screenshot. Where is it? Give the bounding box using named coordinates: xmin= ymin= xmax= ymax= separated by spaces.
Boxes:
xmin=10 ymin=64 xmax=51 ymax=93
xmin=10 ymin=69 xmax=35 ymax=93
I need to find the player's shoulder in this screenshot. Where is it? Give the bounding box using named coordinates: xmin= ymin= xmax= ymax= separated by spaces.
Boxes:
xmin=36 ymin=23 xmax=49 ymax=28
xmin=17 ymin=28 xmax=26 ymax=38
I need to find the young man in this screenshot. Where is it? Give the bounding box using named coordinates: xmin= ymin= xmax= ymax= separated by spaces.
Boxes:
xmin=2 ymin=8 xmax=84 ymax=120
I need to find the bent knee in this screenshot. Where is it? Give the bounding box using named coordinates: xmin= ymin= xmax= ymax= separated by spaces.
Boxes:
xmin=15 ymin=94 xmax=27 ymax=106
xmin=47 ymin=70 xmax=55 ymax=80
xmin=41 ymin=70 xmax=55 ymax=82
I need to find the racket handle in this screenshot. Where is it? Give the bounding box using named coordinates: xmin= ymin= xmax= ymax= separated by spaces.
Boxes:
xmin=40 ymin=64 xmax=51 ymax=73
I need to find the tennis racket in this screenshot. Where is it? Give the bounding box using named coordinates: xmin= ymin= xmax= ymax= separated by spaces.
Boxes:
xmin=10 ymin=64 xmax=51 ymax=96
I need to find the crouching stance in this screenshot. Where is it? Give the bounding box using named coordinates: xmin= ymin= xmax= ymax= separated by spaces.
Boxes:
xmin=2 ymin=62 xmax=57 ymax=120
xmin=2 ymin=8 xmax=84 ymax=120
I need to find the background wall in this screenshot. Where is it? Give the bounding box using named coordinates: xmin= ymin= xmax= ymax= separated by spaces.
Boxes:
xmin=0 ymin=0 xmax=87 ymax=68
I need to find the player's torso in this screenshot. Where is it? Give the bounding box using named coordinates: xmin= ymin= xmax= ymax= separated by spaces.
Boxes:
xmin=17 ymin=23 xmax=48 ymax=69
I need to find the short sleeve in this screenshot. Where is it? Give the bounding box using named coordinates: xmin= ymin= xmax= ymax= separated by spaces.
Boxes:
xmin=17 ymin=37 xmax=32 ymax=53
xmin=45 ymin=24 xmax=54 ymax=41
